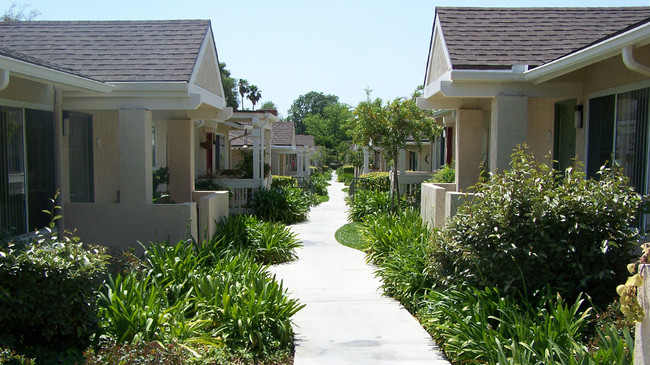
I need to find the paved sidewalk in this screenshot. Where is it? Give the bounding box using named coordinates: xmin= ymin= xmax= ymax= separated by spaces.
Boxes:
xmin=269 ymin=176 xmax=450 ymax=365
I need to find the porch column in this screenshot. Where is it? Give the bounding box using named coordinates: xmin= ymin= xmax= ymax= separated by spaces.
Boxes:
xmin=490 ymin=95 xmax=528 ymax=172
xmin=398 ymin=149 xmax=407 ymax=174
xmin=168 ymin=119 xmax=194 ymax=203
xmin=252 ymin=121 xmax=262 ymax=180
xmin=455 ymin=109 xmax=484 ymax=192
xmin=363 ymin=147 xmax=370 ymax=174
xmin=119 ymin=109 xmax=153 ymax=205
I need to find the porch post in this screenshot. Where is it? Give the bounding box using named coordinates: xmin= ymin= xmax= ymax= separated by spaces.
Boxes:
xmin=252 ymin=117 xmax=262 ymax=180
xmin=168 ymin=119 xmax=195 ymax=203
xmin=118 ymin=109 xmax=153 ymax=205
xmin=363 ymin=147 xmax=370 ymax=174
xmin=398 ymin=149 xmax=406 ymax=174
xmin=455 ymin=109 xmax=484 ymax=192
xmin=490 ymin=95 xmax=528 ymax=172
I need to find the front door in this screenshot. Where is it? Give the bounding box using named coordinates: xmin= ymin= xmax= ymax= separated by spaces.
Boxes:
xmin=554 ymin=100 xmax=577 ymax=172
xmin=67 ymin=112 xmax=94 ymax=203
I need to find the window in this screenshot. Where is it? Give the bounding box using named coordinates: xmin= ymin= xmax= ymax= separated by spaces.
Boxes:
xmin=588 ymin=88 xmax=649 ymax=194
xmin=0 ymin=107 xmax=55 ymax=235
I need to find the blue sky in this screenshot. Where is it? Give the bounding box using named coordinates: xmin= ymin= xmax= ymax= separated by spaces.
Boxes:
xmin=15 ymin=0 xmax=650 ymax=116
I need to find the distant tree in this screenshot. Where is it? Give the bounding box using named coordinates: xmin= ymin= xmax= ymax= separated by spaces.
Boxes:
xmin=238 ymin=79 xmax=250 ymax=110
xmin=351 ymin=97 xmax=441 ymax=210
xmin=2 ymin=2 xmax=39 ymax=22
xmin=219 ymin=62 xmax=239 ymax=109
xmin=287 ymin=91 xmax=339 ymax=134
xmin=260 ymin=101 xmax=277 ymax=110
xmin=247 ymin=85 xmax=261 ymax=111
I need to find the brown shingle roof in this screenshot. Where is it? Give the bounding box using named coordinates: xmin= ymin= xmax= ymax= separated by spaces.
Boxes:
xmin=437 ymin=7 xmax=650 ymax=69
xmin=229 ymin=129 xmax=252 ymax=147
xmin=0 ymin=45 xmax=99 ymax=80
xmin=296 ymin=134 xmax=315 ymax=148
xmin=0 ymin=20 xmax=210 ymax=82
xmin=272 ymin=122 xmax=295 ymax=146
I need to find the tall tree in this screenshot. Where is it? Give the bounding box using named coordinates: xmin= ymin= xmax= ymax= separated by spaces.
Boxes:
xmin=247 ymin=85 xmax=261 ymax=111
xmin=219 ymin=62 xmax=239 ymax=109
xmin=260 ymin=101 xmax=277 ymax=110
xmin=238 ymin=79 xmax=250 ymax=110
xmin=2 ymin=2 xmax=39 ymax=22
xmin=287 ymin=91 xmax=339 ymax=134
xmin=351 ymin=97 xmax=441 ymax=210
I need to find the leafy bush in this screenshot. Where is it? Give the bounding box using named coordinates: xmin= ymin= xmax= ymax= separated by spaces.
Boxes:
xmin=305 ymin=172 xmax=330 ymax=196
xmin=339 ymin=165 xmax=355 ymax=175
xmin=0 ymin=236 xmax=109 ymax=351
xmin=362 ymin=209 xmax=434 ymax=311
xmin=214 ymin=215 xmax=302 ymax=264
xmin=426 ymin=163 xmax=454 ymax=183
xmin=430 ymin=149 xmax=641 ymax=307
xmin=346 ymin=190 xmax=390 ymax=222
xmin=359 ymin=171 xmax=390 ymax=192
xmin=337 ymin=172 xmax=354 ymax=185
xmin=97 ymin=239 xmax=304 ymax=358
xmin=248 ymin=187 xmax=311 ymax=224
xmin=271 ymin=175 xmax=297 ymax=189
xmin=420 ymin=286 xmax=633 ymax=365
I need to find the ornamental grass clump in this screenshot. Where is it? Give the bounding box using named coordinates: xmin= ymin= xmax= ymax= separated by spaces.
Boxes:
xmin=430 ymin=147 xmax=641 ymax=308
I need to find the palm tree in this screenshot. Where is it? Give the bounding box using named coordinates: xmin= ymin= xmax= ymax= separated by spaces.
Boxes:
xmin=247 ymin=85 xmax=261 ymax=111
xmin=238 ymin=79 xmax=249 ymax=110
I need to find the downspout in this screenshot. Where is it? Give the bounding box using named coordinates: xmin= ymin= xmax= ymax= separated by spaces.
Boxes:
xmin=0 ymin=69 xmax=9 ymax=90
xmin=622 ymin=46 xmax=650 ymax=77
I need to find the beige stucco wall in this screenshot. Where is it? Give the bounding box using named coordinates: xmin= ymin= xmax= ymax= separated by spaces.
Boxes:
xmin=456 ymin=109 xmax=484 ymax=192
xmin=195 ymin=42 xmax=222 ymax=96
xmin=65 ymin=202 xmax=197 ymax=253
xmin=85 ymin=110 xmax=120 ymax=203
xmin=526 ymin=98 xmax=557 ymax=166
xmin=0 ymin=76 xmax=54 ymax=106
xmin=193 ymin=191 xmax=229 ymax=242
xmin=153 ymin=119 xmax=169 ymax=170
xmin=583 ymin=46 xmax=650 ymax=95
xmin=426 ymin=30 xmax=451 ymax=86
xmin=420 ymin=182 xmax=457 ymax=228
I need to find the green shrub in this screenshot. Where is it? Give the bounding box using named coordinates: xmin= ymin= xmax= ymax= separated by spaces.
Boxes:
xmin=339 ymin=165 xmax=355 ymax=175
xmin=430 ymin=148 xmax=641 ymax=307
xmin=271 ymin=175 xmax=297 ymax=189
xmin=214 ymin=215 xmax=302 ymax=264
xmin=305 ymin=172 xmax=330 ymax=196
xmin=362 ymin=209 xmax=434 ymax=311
xmin=420 ymin=285 xmax=633 ymax=365
xmin=248 ymin=187 xmax=311 ymax=224
xmin=0 ymin=236 xmax=109 ymax=350
xmin=337 ymin=172 xmax=354 ymax=185
xmin=426 ymin=163 xmax=454 ymax=183
xmin=97 ymin=239 xmax=304 ymax=358
xmin=359 ymin=171 xmax=390 ymax=192
xmin=346 ymin=190 xmax=390 ymax=222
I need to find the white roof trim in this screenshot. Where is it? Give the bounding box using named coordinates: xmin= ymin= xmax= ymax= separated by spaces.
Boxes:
xmin=0 ymin=55 xmax=112 ymax=93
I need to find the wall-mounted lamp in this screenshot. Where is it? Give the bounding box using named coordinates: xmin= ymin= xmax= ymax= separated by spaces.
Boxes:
xmin=96 ymin=137 xmax=102 ymax=149
xmin=574 ymin=105 xmax=584 ymax=129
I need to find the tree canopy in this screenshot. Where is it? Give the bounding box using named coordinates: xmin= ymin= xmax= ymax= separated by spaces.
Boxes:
xmin=351 ymin=97 xmax=441 ymax=208
xmin=260 ymin=101 xmax=277 ymax=110
xmin=287 ymin=91 xmax=339 ymax=134
xmin=2 ymin=3 xmax=39 ymax=22
xmin=219 ymin=63 xmax=239 ymax=110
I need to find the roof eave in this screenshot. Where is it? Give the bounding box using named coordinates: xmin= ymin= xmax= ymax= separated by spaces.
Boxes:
xmin=524 ymin=20 xmax=650 ymax=84
xmin=0 ymin=55 xmax=112 ymax=93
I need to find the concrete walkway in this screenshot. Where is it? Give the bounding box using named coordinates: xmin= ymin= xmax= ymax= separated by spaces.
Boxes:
xmin=269 ymin=176 xmax=450 ymax=365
